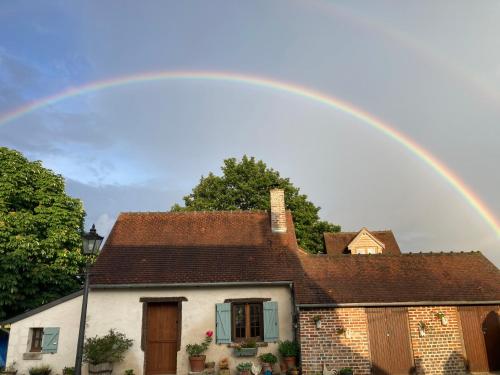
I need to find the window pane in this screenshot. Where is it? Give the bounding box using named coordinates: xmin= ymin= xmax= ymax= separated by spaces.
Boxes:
xmin=249 ymin=304 xmax=262 ymax=339
xmin=31 ymin=328 xmax=43 ymax=352
xmin=234 ymin=304 xmax=246 ymax=339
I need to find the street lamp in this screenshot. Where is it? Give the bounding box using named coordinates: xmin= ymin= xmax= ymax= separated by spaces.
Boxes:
xmin=75 ymin=224 xmax=104 ymax=375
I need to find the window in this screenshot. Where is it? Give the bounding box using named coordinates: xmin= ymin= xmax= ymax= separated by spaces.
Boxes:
xmin=27 ymin=327 xmax=60 ymax=354
xmin=232 ymin=302 xmax=263 ymax=341
xmin=30 ymin=328 xmax=44 ymax=352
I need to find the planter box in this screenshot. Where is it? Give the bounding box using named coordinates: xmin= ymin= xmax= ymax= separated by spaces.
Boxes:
xmin=233 ymin=347 xmax=258 ymax=357
xmin=89 ymin=363 xmax=113 ymax=375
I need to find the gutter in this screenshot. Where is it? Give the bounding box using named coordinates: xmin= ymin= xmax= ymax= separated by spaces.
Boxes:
xmin=297 ymin=300 xmax=500 ymax=309
xmin=91 ymin=281 xmax=294 ymax=289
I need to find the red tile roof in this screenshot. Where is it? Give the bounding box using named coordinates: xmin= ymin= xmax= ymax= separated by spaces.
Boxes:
xmin=103 ymin=211 xmax=297 ymax=248
xmin=91 ymin=211 xmax=500 ymax=305
xmin=324 ymin=230 xmax=401 ymax=255
xmin=296 ymin=252 xmax=500 ymax=305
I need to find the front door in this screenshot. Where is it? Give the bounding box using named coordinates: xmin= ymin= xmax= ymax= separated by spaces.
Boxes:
xmin=146 ymin=303 xmax=179 ymax=375
xmin=367 ymin=307 xmax=414 ymax=374
xmin=459 ymin=305 xmax=500 ymax=372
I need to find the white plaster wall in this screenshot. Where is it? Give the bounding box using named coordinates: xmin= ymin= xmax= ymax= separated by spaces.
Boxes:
xmin=6 ymin=295 xmax=82 ymax=375
xmin=86 ymin=285 xmax=294 ymax=375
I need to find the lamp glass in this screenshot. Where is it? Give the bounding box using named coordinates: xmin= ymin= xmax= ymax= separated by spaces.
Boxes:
xmin=82 ymin=225 xmax=104 ymax=255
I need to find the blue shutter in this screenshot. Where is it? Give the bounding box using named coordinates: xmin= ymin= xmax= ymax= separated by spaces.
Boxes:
xmin=216 ymin=303 xmax=231 ymax=344
xmin=41 ymin=327 xmax=60 ymax=353
xmin=263 ymin=301 xmax=279 ymax=342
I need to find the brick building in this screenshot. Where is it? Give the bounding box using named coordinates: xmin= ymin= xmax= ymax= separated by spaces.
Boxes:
xmin=297 ymin=231 xmax=500 ymax=374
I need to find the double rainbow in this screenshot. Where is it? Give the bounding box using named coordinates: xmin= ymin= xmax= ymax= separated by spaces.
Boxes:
xmin=0 ymin=70 xmax=498 ymax=237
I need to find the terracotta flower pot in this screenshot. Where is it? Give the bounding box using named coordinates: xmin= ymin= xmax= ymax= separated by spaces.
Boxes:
xmin=189 ymin=355 xmax=207 ymax=372
xmin=283 ymin=356 xmax=296 ymax=370
xmin=240 ymin=371 xmax=251 ymax=375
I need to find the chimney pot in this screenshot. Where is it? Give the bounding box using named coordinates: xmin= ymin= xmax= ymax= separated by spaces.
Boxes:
xmin=270 ymin=189 xmax=287 ymax=233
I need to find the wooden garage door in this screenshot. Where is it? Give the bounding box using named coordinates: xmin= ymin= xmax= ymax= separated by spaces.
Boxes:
xmin=146 ymin=303 xmax=179 ymax=375
xmin=367 ymin=307 xmax=414 ymax=375
xmin=459 ymin=305 xmax=500 ymax=372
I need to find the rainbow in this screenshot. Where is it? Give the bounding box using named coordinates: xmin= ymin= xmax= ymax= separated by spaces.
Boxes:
xmin=0 ymin=70 xmax=498 ymax=236
xmin=315 ymin=1 xmax=500 ymax=108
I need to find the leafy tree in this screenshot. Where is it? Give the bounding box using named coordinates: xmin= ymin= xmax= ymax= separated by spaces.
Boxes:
xmin=172 ymin=156 xmax=340 ymax=253
xmin=0 ymin=147 xmax=86 ymax=319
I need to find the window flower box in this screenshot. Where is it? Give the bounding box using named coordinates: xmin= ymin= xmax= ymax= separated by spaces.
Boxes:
xmin=234 ymin=347 xmax=258 ymax=357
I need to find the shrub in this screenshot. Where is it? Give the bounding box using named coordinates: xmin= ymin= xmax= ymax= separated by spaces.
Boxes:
xmin=62 ymin=367 xmax=74 ymax=375
xmin=259 ymin=353 xmax=278 ymax=364
xmin=83 ymin=329 xmax=133 ymax=365
xmin=28 ymin=366 xmax=51 ymax=375
xmin=236 ymin=362 xmax=253 ymax=372
xmin=124 ymin=370 xmax=134 ymax=375
xmin=278 ymin=340 xmax=299 ymax=357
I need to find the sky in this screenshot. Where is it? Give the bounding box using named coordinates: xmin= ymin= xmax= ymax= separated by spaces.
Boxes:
xmin=1 ymin=1 xmax=499 ymax=265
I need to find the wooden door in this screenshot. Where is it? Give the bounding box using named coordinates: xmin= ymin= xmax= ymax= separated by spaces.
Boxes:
xmin=146 ymin=303 xmax=179 ymax=375
xmin=367 ymin=307 xmax=414 ymax=375
xmin=459 ymin=305 xmax=500 ymax=372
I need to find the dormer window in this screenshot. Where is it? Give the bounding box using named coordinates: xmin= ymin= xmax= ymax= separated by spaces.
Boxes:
xmin=348 ymin=228 xmax=385 ymax=255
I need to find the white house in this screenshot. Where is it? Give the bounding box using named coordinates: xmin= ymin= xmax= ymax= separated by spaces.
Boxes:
xmin=3 ymin=189 xmax=500 ymax=374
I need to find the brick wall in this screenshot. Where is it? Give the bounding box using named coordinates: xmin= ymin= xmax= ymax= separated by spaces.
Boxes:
xmin=299 ymin=306 xmax=469 ymax=375
xmin=299 ymin=308 xmax=371 ymax=375
xmin=407 ymin=306 xmax=467 ymax=374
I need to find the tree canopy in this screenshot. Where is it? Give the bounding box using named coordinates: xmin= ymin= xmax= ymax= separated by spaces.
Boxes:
xmin=172 ymin=156 xmax=340 ymax=253
xmin=0 ymin=147 xmax=86 ymax=319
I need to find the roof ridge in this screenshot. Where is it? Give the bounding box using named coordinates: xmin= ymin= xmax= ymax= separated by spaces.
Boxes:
xmin=405 ymin=250 xmax=481 ymax=255
xmin=319 ymin=251 xmax=482 ymax=258
xmin=324 ymin=229 xmax=394 ymax=235
xmin=119 ymin=210 xmax=272 ymax=215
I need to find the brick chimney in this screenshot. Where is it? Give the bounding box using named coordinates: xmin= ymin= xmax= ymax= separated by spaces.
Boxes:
xmin=270 ymin=189 xmax=287 ymax=233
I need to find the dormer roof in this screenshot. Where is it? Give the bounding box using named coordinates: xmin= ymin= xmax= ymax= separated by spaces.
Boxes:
xmin=324 ymin=229 xmax=401 ymax=255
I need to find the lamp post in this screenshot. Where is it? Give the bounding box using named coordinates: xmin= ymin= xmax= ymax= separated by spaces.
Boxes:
xmin=75 ymin=224 xmax=104 ymax=375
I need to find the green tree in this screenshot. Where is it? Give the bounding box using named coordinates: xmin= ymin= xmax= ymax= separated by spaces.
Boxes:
xmin=172 ymin=156 xmax=340 ymax=253
xmin=0 ymin=147 xmax=86 ymax=319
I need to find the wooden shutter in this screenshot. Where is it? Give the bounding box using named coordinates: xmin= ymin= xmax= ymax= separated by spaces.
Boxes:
xmin=216 ymin=303 xmax=231 ymax=344
xmin=41 ymin=327 xmax=60 ymax=353
xmin=263 ymin=301 xmax=279 ymax=342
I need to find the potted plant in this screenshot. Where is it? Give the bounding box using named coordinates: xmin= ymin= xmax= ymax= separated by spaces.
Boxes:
xmin=186 ymin=330 xmax=213 ymax=372
xmin=435 ymin=311 xmax=448 ymax=326
xmin=28 ymin=366 xmax=52 ymax=375
xmin=124 ymin=371 xmax=135 ymax=375
xmin=62 ymin=368 xmax=75 ymax=375
xmin=234 ymin=338 xmax=258 ymax=357
xmin=1 ymin=363 xmax=17 ymax=375
xmin=288 ymin=367 xmax=299 ymax=375
xmin=338 ymin=368 xmax=353 ymax=375
xmin=278 ymin=340 xmax=299 ymax=370
xmin=218 ymin=358 xmax=230 ymax=375
xmin=83 ymin=329 xmax=133 ymax=375
xmin=206 ymin=361 xmax=216 ymax=370
xmin=312 ymin=315 xmax=322 ymax=329
xmin=259 ymin=353 xmax=278 ymax=373
xmin=236 ymin=362 xmax=252 ymax=375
